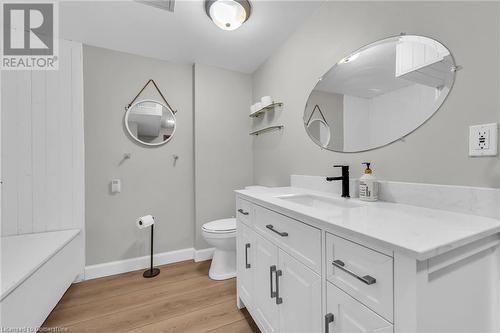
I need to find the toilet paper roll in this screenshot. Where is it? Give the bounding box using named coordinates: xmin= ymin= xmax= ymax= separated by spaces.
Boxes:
xmin=136 ymin=215 xmax=155 ymax=229
xmin=261 ymin=96 xmax=273 ymax=107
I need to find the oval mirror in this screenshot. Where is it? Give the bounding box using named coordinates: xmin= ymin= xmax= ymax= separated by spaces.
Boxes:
xmin=125 ymin=99 xmax=176 ymax=146
xmin=304 ymin=35 xmax=456 ymax=152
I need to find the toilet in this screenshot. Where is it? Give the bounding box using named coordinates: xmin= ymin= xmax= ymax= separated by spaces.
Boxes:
xmin=202 ymin=218 xmax=237 ymax=280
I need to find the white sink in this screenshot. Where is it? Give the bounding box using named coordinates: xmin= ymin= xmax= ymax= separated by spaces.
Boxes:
xmin=276 ymin=193 xmax=364 ymax=209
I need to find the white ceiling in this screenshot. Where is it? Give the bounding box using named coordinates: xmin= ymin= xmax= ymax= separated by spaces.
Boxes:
xmin=315 ymin=39 xmax=414 ymax=99
xmin=60 ymin=0 xmax=323 ymax=73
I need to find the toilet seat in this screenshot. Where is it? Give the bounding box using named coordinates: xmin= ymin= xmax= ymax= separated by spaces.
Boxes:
xmin=202 ymin=218 xmax=236 ymax=234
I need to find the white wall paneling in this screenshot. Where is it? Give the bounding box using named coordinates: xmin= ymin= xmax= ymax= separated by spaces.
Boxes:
xmin=1 ymin=39 xmax=84 ymax=236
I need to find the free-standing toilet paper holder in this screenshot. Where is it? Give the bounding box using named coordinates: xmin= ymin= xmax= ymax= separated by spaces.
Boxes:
xmin=138 ymin=216 xmax=160 ymax=278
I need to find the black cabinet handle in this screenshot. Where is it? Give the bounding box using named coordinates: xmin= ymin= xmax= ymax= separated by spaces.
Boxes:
xmin=270 ymin=265 xmax=277 ymax=298
xmin=275 ymin=269 xmax=283 ymax=304
xmin=266 ymin=224 xmax=288 ymax=237
xmin=237 ymin=208 xmax=249 ymax=215
xmin=332 ymin=259 xmax=376 ymax=285
xmin=325 ymin=313 xmax=334 ymax=333
xmin=245 ymin=243 xmax=251 ymax=268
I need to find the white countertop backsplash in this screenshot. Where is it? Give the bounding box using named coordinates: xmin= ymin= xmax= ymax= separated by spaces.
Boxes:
xmin=291 ymin=175 xmax=500 ymax=219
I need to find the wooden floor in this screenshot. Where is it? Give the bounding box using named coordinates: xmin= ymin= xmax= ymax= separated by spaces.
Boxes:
xmin=42 ymin=260 xmax=260 ymax=333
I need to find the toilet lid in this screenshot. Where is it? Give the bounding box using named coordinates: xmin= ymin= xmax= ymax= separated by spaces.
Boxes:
xmin=202 ymin=218 xmax=236 ymax=233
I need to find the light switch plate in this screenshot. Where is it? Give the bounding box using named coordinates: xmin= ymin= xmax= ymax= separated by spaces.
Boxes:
xmin=111 ymin=179 xmax=121 ymax=193
xmin=469 ymin=123 xmax=498 ymax=156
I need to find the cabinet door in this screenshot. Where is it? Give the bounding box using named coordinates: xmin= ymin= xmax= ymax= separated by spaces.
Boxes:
xmin=278 ymin=249 xmax=322 ymax=333
xmin=325 ymin=282 xmax=393 ymax=333
xmin=253 ymin=232 xmax=280 ymax=333
xmin=237 ymin=221 xmax=254 ymax=308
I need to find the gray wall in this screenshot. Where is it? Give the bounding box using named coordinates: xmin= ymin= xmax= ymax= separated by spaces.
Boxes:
xmin=252 ymin=1 xmax=500 ymax=188
xmin=84 ymin=46 xmax=195 ymax=265
xmin=194 ymin=64 xmax=253 ymax=249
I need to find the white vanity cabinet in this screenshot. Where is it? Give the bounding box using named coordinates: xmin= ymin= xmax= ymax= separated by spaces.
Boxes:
xmin=236 ymin=192 xmax=500 ymax=333
xmin=236 ymin=199 xmax=322 ymax=333
xmin=237 ymin=201 xmax=392 ymax=333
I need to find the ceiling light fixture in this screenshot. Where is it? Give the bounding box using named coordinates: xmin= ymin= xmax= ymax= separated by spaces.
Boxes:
xmin=205 ymin=0 xmax=251 ymax=31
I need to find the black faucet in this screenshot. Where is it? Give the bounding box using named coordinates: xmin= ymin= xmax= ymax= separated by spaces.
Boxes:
xmin=326 ymin=165 xmax=350 ymax=198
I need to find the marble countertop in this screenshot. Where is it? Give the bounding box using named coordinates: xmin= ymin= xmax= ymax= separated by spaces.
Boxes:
xmin=235 ymin=186 xmax=500 ymax=260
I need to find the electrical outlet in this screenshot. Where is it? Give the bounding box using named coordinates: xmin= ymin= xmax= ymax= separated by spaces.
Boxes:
xmin=469 ymin=123 xmax=498 ymax=156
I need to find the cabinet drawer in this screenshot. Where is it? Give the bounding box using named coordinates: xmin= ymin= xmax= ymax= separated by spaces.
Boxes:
xmin=236 ymin=197 xmax=253 ymax=227
xmin=326 ymin=282 xmax=393 ymax=333
xmin=326 ymin=233 xmax=393 ymax=322
xmin=254 ymin=205 xmax=321 ymax=273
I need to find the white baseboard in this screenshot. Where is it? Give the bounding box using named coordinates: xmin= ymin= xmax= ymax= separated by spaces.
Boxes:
xmin=84 ymin=247 xmax=195 ymax=280
xmin=74 ymin=272 xmax=85 ymax=283
xmin=84 ymin=247 xmax=215 ymax=280
xmin=194 ymin=248 xmax=215 ymax=262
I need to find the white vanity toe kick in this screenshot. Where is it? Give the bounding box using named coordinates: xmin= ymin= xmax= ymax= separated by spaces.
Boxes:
xmin=235 ymin=187 xmax=500 ymax=260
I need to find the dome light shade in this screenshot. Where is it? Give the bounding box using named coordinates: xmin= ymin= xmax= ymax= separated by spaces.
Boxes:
xmin=205 ymin=0 xmax=251 ymax=31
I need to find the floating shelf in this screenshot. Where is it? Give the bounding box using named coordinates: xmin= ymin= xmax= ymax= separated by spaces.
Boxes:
xmin=249 ymin=125 xmax=284 ymax=136
xmin=249 ymin=102 xmax=283 ymax=118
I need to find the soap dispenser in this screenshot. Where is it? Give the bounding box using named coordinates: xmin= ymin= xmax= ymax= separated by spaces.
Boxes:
xmin=359 ymin=162 xmax=378 ymax=202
